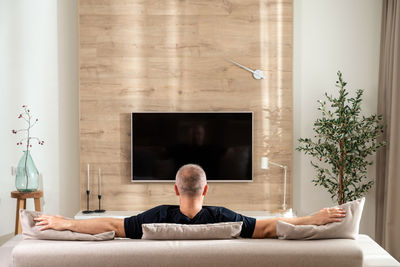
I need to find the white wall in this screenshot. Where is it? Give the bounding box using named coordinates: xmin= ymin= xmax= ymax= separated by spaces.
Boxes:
xmin=293 ymin=0 xmax=382 ymax=239
xmin=57 ymin=0 xmax=79 ymax=217
xmin=0 ymin=0 xmax=79 ymax=239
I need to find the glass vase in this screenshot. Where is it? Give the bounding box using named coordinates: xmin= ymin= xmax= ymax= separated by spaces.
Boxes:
xmin=15 ymin=150 xmax=39 ymax=192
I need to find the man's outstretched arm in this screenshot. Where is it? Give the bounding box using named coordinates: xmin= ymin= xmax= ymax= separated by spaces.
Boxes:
xmin=252 ymin=207 xmax=346 ymax=239
xmin=34 ymin=215 xmax=126 ymax=237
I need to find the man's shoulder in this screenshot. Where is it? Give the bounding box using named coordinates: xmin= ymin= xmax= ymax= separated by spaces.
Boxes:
xmin=203 ymin=206 xmax=236 ymax=214
xmin=201 ymin=206 xmax=246 ymax=222
xmin=138 ymin=205 xmax=179 ymax=219
xmin=142 ymin=205 xmax=179 ymax=214
xmin=149 ymin=204 xmax=179 ymax=210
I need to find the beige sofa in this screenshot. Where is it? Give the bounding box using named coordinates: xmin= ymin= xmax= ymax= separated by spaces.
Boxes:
xmin=1 ymin=234 xmax=399 ymax=267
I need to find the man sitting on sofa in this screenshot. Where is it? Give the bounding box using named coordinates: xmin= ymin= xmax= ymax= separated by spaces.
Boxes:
xmin=34 ymin=164 xmax=346 ymax=239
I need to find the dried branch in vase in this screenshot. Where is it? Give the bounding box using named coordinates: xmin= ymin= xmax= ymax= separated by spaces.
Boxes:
xmin=11 ymin=105 xmax=45 ymax=152
xmin=11 ymin=105 xmax=44 ymax=192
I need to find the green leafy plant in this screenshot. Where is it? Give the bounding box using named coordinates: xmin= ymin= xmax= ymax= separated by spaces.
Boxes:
xmin=297 ymin=71 xmax=386 ymax=204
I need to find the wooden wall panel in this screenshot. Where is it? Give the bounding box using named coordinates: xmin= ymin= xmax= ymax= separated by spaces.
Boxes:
xmin=79 ymin=0 xmax=293 ymax=211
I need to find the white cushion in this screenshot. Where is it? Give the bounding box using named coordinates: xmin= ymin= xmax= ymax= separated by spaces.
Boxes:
xmin=277 ymin=197 xmax=365 ymax=240
xmin=20 ymin=210 xmax=115 ymax=241
xmin=142 ymin=222 xmax=243 ymax=240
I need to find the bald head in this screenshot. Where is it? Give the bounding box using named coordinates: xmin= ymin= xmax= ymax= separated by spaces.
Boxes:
xmin=175 ymin=164 xmax=207 ymax=197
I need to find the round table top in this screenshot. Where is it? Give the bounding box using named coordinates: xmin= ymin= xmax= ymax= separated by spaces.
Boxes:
xmin=11 ymin=190 xmax=43 ymax=199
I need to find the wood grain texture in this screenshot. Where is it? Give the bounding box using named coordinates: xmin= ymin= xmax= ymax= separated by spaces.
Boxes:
xmin=79 ymin=0 xmax=293 ymax=211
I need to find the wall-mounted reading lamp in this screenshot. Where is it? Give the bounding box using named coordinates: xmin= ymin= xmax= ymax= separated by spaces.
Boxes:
xmin=261 ymin=157 xmax=293 ymax=217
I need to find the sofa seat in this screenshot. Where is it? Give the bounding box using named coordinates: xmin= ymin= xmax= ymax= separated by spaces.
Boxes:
xmin=1 ymin=235 xmax=366 ymax=267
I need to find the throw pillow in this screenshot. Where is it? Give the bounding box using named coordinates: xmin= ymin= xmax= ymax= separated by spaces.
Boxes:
xmin=20 ymin=210 xmax=115 ymax=241
xmin=276 ymin=197 xmax=365 ymax=240
xmin=142 ymin=221 xmax=243 ymax=240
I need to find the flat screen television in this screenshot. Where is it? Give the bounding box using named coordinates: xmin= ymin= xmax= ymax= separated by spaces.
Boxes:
xmin=131 ymin=112 xmax=253 ymax=182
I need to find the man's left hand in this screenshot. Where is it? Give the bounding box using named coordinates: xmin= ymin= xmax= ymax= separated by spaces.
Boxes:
xmin=309 ymin=207 xmax=346 ymax=225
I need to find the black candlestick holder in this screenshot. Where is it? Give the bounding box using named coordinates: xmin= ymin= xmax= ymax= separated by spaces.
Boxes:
xmin=82 ymin=190 xmax=94 ymax=214
xmin=94 ymin=194 xmax=105 ymax=213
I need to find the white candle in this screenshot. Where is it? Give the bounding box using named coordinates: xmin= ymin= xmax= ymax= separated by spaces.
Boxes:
xmin=98 ymin=168 xmax=101 ymax=195
xmin=87 ymin=163 xmax=90 ymax=191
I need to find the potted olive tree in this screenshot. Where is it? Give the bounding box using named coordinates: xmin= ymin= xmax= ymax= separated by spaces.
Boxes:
xmin=297 ymin=71 xmax=385 ymax=205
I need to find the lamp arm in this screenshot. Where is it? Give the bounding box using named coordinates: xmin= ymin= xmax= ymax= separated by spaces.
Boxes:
xmin=269 ymin=161 xmax=286 ymax=169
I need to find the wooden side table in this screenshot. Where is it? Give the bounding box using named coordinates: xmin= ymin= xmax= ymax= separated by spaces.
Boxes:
xmin=11 ymin=190 xmax=43 ymax=235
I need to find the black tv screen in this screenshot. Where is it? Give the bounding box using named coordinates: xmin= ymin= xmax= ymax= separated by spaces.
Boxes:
xmin=131 ymin=112 xmax=253 ymax=182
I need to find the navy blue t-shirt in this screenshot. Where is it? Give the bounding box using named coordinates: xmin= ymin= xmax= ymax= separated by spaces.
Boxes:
xmin=124 ymin=205 xmax=256 ymax=239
